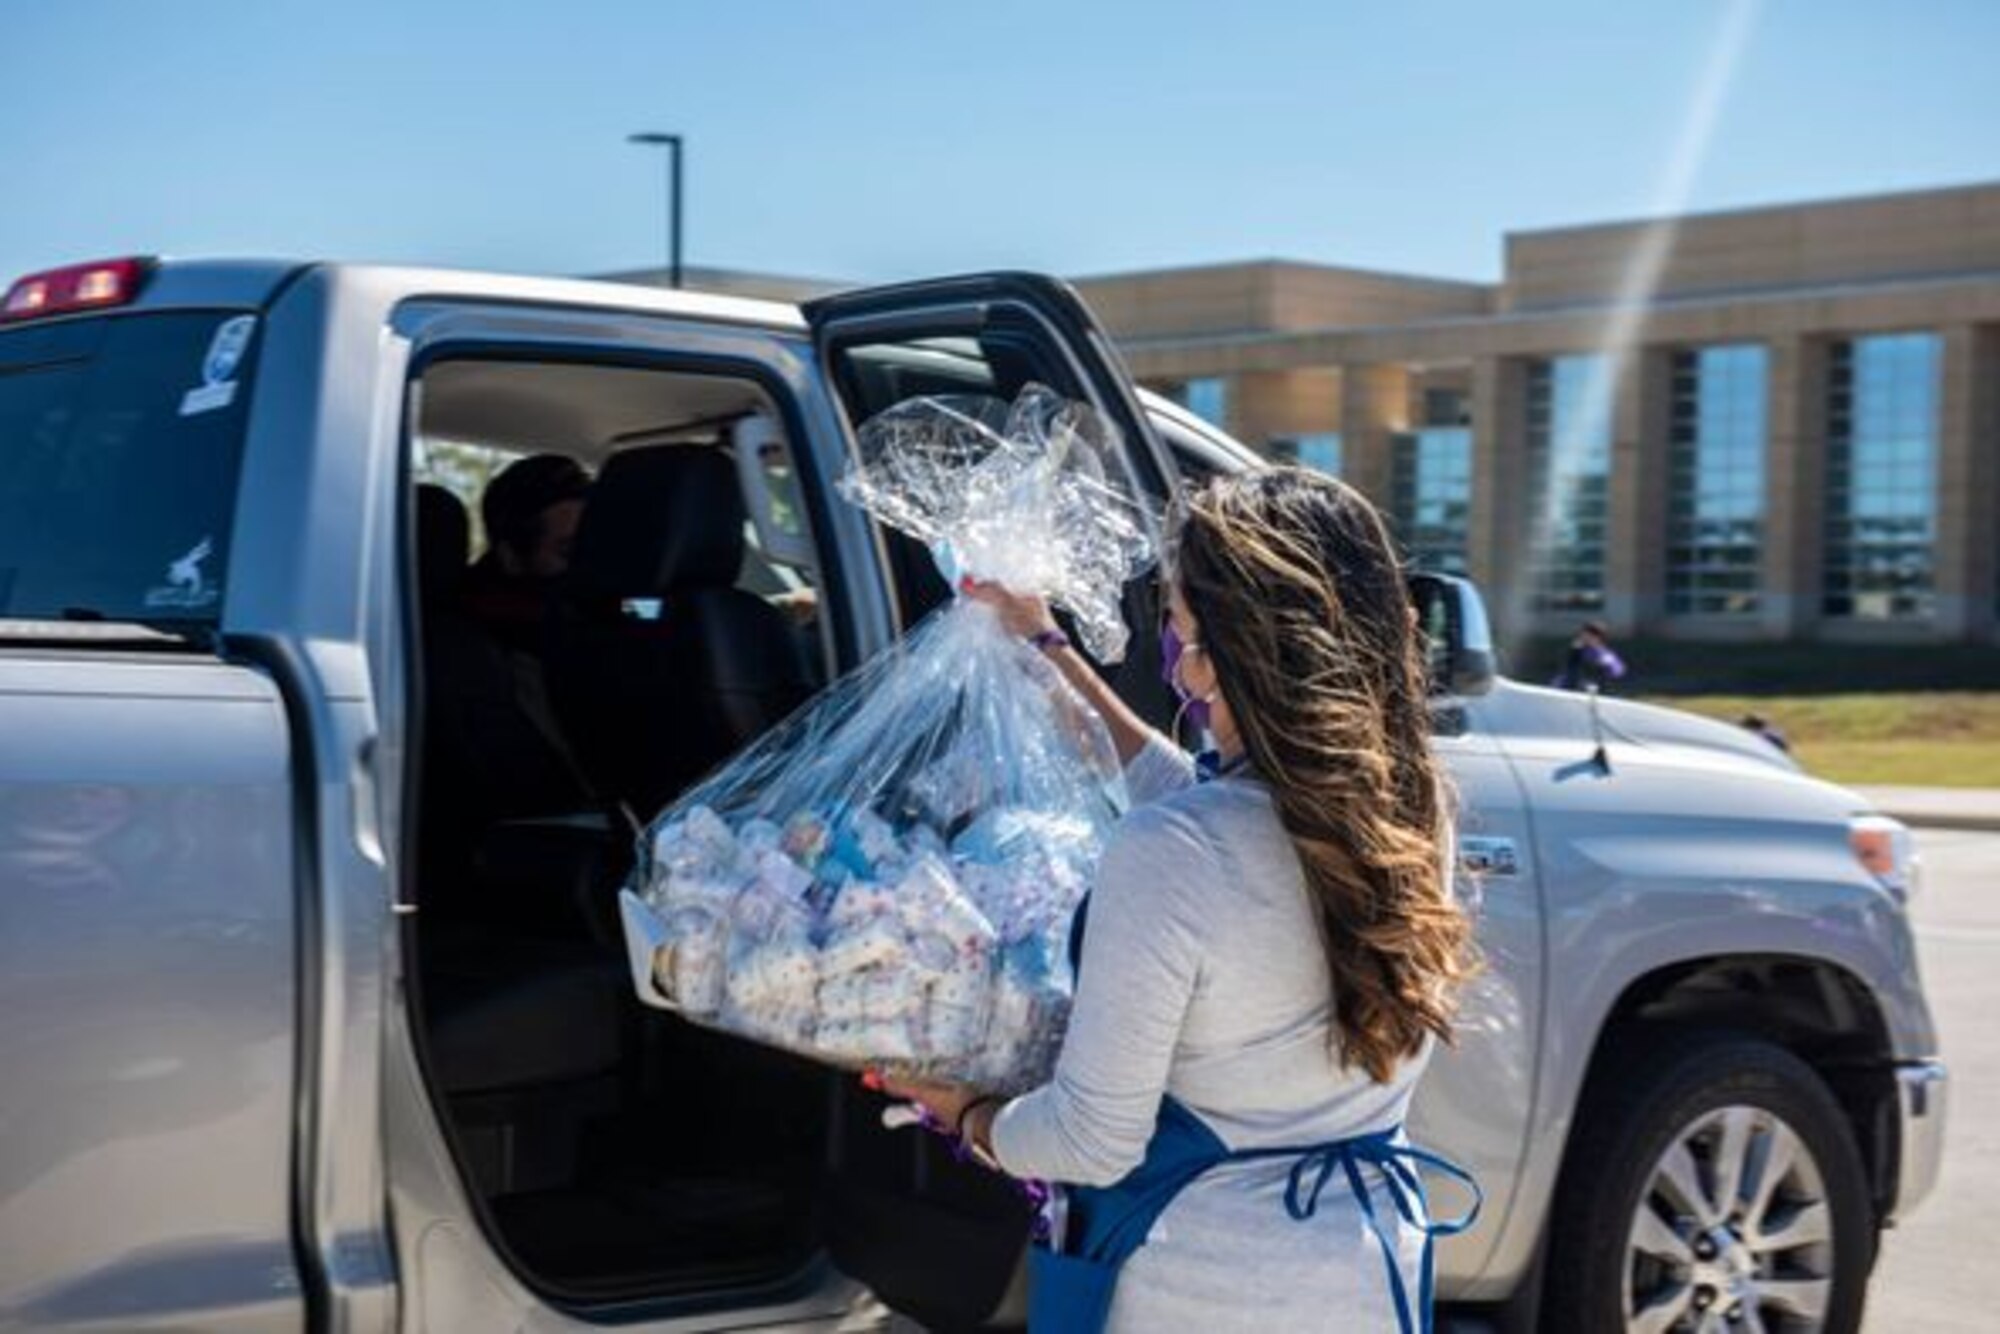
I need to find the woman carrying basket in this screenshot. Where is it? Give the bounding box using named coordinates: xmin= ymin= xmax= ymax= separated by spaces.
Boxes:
xmin=886 ymin=467 xmax=1481 ymax=1333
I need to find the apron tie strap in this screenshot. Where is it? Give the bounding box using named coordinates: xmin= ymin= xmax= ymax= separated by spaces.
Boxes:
xmin=1259 ymin=1129 xmax=1483 ymax=1334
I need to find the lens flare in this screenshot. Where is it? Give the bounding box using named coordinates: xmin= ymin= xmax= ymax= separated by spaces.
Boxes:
xmin=1499 ymin=0 xmax=1761 ymax=657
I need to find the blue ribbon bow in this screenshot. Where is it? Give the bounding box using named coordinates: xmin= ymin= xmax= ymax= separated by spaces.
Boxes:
xmin=1260 ymin=1129 xmax=1483 ymax=1334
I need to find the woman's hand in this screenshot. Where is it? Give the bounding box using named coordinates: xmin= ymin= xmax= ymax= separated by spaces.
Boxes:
xmin=872 ymin=1071 xmax=1007 ymax=1172
xmin=962 ymin=579 xmax=1059 ymax=641
xmin=963 ymin=578 xmax=1156 ymax=766
xmin=872 ymin=1070 xmax=981 ymax=1134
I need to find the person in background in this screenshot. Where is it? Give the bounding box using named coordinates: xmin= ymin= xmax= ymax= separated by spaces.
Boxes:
xmin=1740 ymin=712 xmax=1792 ymax=755
xmin=1553 ymin=619 xmax=1627 ymax=693
xmin=464 ymin=453 xmax=592 ymax=653
xmin=884 ymin=468 xmax=1479 ymax=1333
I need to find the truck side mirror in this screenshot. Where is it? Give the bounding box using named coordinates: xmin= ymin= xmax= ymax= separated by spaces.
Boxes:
xmin=1408 ymin=573 xmax=1498 ymax=698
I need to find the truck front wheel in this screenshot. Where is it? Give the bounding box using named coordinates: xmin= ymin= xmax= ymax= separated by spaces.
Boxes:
xmin=1544 ymin=1030 xmax=1874 ymax=1334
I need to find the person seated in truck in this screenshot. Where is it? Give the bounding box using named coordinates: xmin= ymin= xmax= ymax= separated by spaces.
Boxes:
xmin=464 ymin=453 xmax=593 ymax=654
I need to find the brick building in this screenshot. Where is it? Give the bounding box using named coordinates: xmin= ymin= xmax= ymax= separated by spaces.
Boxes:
xmin=1075 ymin=182 xmax=2000 ymax=644
xmin=616 ymin=180 xmax=2000 ymax=644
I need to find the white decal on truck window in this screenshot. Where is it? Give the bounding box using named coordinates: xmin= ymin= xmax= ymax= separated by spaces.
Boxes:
xmin=178 ymin=315 xmax=256 ymax=417
xmin=144 ymin=536 xmax=219 ymax=610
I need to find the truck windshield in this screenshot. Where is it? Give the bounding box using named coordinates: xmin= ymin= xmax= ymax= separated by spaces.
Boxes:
xmin=0 ymin=310 xmax=258 ymax=628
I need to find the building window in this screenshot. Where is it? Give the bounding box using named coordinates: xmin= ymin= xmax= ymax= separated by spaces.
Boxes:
xmin=1390 ymin=427 xmax=1472 ymax=575
xmin=1822 ymin=332 xmax=1940 ymax=621
xmin=1666 ymin=344 xmax=1767 ymax=616
xmin=1526 ymin=355 xmax=1613 ymax=613
xmin=1292 ymin=432 xmax=1343 ymax=477
xmin=1181 ymin=376 xmax=1229 ymax=428
xmin=1422 ymin=387 xmax=1471 ymax=427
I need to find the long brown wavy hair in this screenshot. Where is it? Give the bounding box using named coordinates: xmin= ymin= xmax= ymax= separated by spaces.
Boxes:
xmin=1172 ymin=467 xmax=1475 ymax=1082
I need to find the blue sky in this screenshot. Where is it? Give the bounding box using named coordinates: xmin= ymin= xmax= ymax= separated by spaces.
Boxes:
xmin=3 ymin=0 xmax=1996 ymax=285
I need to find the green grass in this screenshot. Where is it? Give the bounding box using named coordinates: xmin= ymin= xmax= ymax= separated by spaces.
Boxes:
xmin=1642 ymin=693 xmax=2000 ymax=788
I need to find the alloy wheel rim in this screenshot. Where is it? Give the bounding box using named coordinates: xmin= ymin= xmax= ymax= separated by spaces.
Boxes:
xmin=1623 ymin=1104 xmax=1835 ymax=1334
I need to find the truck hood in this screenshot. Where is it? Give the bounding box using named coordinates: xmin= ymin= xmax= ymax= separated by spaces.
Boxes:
xmin=1473 ymin=679 xmax=1803 ymax=777
xmin=1594 ymin=692 xmax=1806 ymax=773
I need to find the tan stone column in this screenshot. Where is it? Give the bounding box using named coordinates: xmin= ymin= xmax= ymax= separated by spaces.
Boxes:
xmin=1605 ymin=348 xmax=1671 ymax=635
xmin=1935 ymin=323 xmax=2000 ymax=639
xmin=1230 ymin=369 xmax=1343 ymax=454
xmin=1337 ymin=363 xmax=1410 ymax=510
xmin=1761 ymin=334 xmax=1830 ymax=640
xmin=1468 ymin=355 xmax=1529 ymax=628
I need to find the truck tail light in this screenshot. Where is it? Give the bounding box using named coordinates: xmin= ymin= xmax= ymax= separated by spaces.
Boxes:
xmin=2 ymin=258 xmax=153 ymax=322
xmin=1850 ymin=814 xmax=1919 ymax=901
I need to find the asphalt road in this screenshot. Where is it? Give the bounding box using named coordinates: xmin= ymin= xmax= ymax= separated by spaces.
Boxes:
xmin=1862 ymin=827 xmax=1999 ymax=1333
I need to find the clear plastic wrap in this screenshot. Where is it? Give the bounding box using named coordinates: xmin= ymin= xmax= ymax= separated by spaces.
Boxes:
xmin=618 ymin=385 xmax=1154 ymax=1092
xmin=837 ymin=383 xmax=1153 ymax=663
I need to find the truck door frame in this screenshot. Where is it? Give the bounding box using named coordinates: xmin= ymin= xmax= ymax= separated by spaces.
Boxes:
xmin=375 ymin=294 xmax=896 ymax=1329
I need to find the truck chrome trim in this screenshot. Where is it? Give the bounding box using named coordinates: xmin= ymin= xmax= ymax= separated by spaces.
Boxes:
xmin=1891 ymin=1059 xmax=1948 ymax=1222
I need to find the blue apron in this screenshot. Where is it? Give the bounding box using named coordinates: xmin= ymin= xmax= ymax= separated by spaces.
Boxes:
xmin=1026 ymin=1094 xmax=1481 ymax=1334
xmin=1030 ymin=752 xmax=1481 ymax=1333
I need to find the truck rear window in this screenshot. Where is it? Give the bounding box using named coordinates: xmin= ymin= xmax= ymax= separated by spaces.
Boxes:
xmin=0 ymin=310 xmax=258 ymax=626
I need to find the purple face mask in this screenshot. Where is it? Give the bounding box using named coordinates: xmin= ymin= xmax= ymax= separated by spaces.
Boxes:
xmin=1160 ymin=618 xmax=1211 ymax=734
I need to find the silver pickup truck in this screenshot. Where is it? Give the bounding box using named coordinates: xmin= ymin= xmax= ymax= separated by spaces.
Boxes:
xmin=0 ymin=257 xmax=1945 ymax=1334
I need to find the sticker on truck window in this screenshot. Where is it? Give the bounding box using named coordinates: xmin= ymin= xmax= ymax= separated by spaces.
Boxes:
xmin=177 ymin=315 xmax=257 ymax=417
xmin=142 ymin=536 xmax=220 ymax=610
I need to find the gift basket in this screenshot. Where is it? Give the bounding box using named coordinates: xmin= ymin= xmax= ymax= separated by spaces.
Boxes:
xmin=619 ymin=384 xmax=1155 ymax=1092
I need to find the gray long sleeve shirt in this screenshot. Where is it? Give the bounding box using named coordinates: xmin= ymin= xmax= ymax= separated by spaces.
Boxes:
xmin=991 ymin=737 xmax=1438 ymax=1331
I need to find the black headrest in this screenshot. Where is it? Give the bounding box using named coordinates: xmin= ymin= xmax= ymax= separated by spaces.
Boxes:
xmin=566 ymin=445 xmax=746 ymax=599
xmin=416 ymin=484 xmax=471 ymax=606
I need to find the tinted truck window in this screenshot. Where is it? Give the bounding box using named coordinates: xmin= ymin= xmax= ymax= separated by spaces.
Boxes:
xmin=0 ymin=311 xmax=258 ymax=625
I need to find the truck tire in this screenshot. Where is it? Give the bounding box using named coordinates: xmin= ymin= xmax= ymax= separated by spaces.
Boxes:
xmin=1543 ymin=1029 xmax=1874 ymax=1334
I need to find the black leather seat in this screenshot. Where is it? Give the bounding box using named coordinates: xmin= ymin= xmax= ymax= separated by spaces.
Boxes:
xmin=547 ymin=445 xmax=814 ymax=819
xmin=417 ymin=483 xmax=472 ymax=608
xmin=425 ymin=939 xmax=626 ymax=1095
xmin=415 ymin=482 xmax=621 ymax=1074
xmin=416 ymin=485 xmax=594 ymax=903
xmin=416 ymin=469 xmax=833 ymax=1287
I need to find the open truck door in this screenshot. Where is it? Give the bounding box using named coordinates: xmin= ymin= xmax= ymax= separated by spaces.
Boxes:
xmin=802 ymin=273 xmax=1175 ymax=1327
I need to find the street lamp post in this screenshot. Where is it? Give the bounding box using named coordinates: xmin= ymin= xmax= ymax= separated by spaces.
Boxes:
xmin=627 ymin=132 xmax=684 ymax=288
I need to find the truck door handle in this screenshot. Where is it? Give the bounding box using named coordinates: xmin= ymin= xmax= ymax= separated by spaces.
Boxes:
xmin=352 ymin=736 xmax=388 ymax=871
